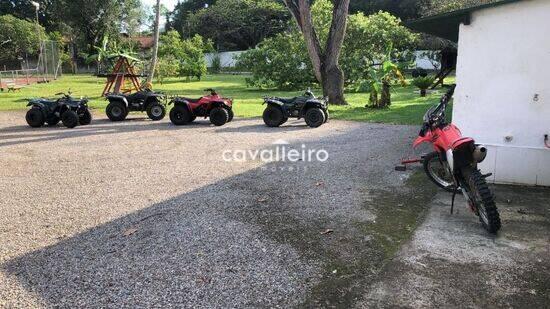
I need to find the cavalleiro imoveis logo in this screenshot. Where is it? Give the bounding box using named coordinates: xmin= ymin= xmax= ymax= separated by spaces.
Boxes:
xmin=222 ymin=139 xmax=329 ymax=165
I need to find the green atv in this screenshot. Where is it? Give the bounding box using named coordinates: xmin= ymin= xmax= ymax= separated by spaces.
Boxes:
xmin=26 ymin=91 xmax=92 ymax=128
xmin=262 ymin=89 xmax=329 ymax=128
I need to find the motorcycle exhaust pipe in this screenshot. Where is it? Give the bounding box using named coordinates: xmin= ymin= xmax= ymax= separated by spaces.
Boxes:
xmin=473 ymin=145 xmax=487 ymax=163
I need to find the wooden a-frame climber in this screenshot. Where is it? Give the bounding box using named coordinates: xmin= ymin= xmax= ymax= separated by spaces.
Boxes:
xmin=100 ymin=54 xmax=145 ymax=96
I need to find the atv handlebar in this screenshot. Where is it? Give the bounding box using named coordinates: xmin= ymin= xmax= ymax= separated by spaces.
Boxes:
xmin=204 ymin=88 xmax=217 ymax=95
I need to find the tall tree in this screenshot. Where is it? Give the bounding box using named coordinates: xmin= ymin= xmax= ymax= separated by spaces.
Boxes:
xmin=282 ymin=0 xmax=350 ymax=105
xmin=147 ymin=0 xmax=161 ymax=84
xmin=187 ymin=0 xmax=289 ymax=51
xmin=350 ymin=0 xmax=422 ymax=21
xmin=420 ymin=0 xmax=500 ymax=16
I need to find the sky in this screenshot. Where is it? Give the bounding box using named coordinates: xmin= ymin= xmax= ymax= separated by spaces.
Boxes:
xmin=140 ymin=0 xmax=179 ymax=31
xmin=141 ymin=0 xmax=179 ymax=11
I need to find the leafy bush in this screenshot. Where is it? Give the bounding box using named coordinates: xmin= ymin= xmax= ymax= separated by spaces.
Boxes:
xmin=158 ymin=31 xmax=211 ymax=81
xmin=236 ymin=32 xmax=315 ymax=90
xmin=180 ymin=35 xmax=210 ymax=81
xmin=0 ymin=15 xmax=46 ymax=62
xmin=412 ymin=76 xmax=435 ymax=96
xmin=209 ymin=54 xmax=222 ymax=74
xmin=343 ymin=11 xmax=418 ymax=85
xmin=187 ymin=0 xmax=289 ymax=51
xmin=156 ymin=55 xmax=180 ymax=84
xmin=237 ymin=0 xmax=418 ymax=90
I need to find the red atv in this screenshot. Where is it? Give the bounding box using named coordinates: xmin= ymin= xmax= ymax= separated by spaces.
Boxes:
xmin=169 ymin=89 xmax=234 ymax=126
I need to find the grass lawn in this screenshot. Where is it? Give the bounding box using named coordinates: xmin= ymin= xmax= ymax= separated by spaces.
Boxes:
xmin=0 ymin=74 xmax=453 ymax=125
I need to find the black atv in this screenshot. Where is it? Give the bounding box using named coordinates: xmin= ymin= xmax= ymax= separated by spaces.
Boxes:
xmin=26 ymin=92 xmax=92 ymax=128
xmin=105 ymin=89 xmax=166 ymax=121
xmin=262 ymin=89 xmax=329 ymax=128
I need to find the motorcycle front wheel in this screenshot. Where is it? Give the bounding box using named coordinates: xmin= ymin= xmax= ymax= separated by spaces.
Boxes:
xmin=423 ymin=152 xmax=457 ymax=193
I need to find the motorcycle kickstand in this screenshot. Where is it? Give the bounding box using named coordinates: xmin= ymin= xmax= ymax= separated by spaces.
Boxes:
xmin=450 ymin=190 xmax=457 ymax=215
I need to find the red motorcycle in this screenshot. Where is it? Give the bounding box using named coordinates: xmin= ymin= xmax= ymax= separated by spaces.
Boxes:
xmin=410 ymin=85 xmax=501 ymax=234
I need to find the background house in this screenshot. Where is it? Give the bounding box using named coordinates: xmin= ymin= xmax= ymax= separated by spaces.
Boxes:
xmin=409 ymin=0 xmax=550 ymax=186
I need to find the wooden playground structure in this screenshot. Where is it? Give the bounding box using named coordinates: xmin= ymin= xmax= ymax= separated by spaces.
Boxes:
xmin=98 ymin=54 xmax=146 ymax=96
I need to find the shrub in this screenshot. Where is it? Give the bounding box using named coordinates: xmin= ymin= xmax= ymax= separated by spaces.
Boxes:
xmin=158 ymin=31 xmax=210 ymax=81
xmin=236 ymin=32 xmax=315 ymax=90
xmin=156 ymin=55 xmax=180 ymax=84
xmin=412 ymin=76 xmax=435 ymax=97
xmin=0 ymin=15 xmax=46 ymax=62
xmin=210 ymin=54 xmax=222 ymax=74
xmin=237 ymin=1 xmax=418 ymax=90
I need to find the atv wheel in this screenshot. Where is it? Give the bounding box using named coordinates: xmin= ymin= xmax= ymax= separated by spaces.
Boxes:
xmin=210 ymin=107 xmax=229 ymax=126
xmin=79 ymin=109 xmax=93 ymax=125
xmin=147 ymin=103 xmax=166 ymax=121
xmin=467 ymin=169 xmax=501 ymax=234
xmin=263 ymin=105 xmax=284 ymax=127
xmin=106 ymin=101 xmax=128 ymax=121
xmin=170 ymin=106 xmax=193 ymax=125
xmin=61 ymin=110 xmax=79 ymax=128
xmin=305 ymin=108 xmax=325 ymax=128
xmin=424 ymin=152 xmax=457 ymax=193
xmin=323 ymin=109 xmax=330 ymax=123
xmin=280 ymin=117 xmax=288 ymax=125
xmin=227 ymin=108 xmax=234 ymax=122
xmin=26 ymin=108 xmax=45 ymax=128
xmin=46 ymin=116 xmax=60 ymax=126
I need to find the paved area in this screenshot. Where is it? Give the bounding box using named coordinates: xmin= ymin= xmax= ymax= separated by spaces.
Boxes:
xmin=0 ymin=111 xmax=548 ymax=308
xmin=362 ymin=186 xmax=550 ymax=308
xmin=0 ymin=111 xmax=433 ymax=308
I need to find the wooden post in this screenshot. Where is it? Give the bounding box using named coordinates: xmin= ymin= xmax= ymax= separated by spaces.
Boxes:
xmin=24 ymin=54 xmax=30 ymax=84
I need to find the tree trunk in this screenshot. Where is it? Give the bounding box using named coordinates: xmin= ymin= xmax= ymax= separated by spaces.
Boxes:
xmin=368 ymin=90 xmax=378 ymax=107
xmin=283 ymin=0 xmax=350 ymax=105
xmin=379 ymin=82 xmax=391 ymax=108
xmin=147 ymin=0 xmax=161 ymax=84
xmin=321 ymin=64 xmax=346 ymax=104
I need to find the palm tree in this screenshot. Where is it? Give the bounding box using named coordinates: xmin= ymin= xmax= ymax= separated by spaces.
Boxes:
xmin=147 ymin=0 xmax=161 ymax=84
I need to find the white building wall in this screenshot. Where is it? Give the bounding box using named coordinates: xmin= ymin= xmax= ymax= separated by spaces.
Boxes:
xmin=414 ymin=50 xmax=441 ymax=70
xmin=205 ymin=51 xmax=245 ymax=68
xmin=453 ymin=0 xmax=550 ymax=186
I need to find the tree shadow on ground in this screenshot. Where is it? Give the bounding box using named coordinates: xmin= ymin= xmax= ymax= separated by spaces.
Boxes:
xmin=2 ymin=124 xmax=438 ymax=307
xmin=0 ymin=117 xmax=258 ymax=148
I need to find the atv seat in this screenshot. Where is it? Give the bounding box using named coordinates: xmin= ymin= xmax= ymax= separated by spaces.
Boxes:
xmin=275 ymin=97 xmax=297 ymax=104
xmin=181 ymin=97 xmax=202 ymax=103
xmin=127 ymin=91 xmax=148 ymax=101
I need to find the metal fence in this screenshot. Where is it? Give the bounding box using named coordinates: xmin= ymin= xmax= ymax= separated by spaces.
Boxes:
xmin=0 ymin=40 xmax=61 ymax=91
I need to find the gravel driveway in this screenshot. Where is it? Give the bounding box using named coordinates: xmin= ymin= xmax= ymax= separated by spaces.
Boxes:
xmin=0 ymin=111 xmax=434 ymax=308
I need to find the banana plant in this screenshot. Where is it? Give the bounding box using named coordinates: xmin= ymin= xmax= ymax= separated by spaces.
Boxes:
xmin=84 ymin=36 xmax=141 ymax=74
xmin=358 ymin=44 xmax=407 ymax=108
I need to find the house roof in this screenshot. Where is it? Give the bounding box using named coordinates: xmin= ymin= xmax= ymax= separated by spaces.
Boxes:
xmin=132 ymin=36 xmax=154 ymax=50
xmin=407 ymin=0 xmax=525 ymax=42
